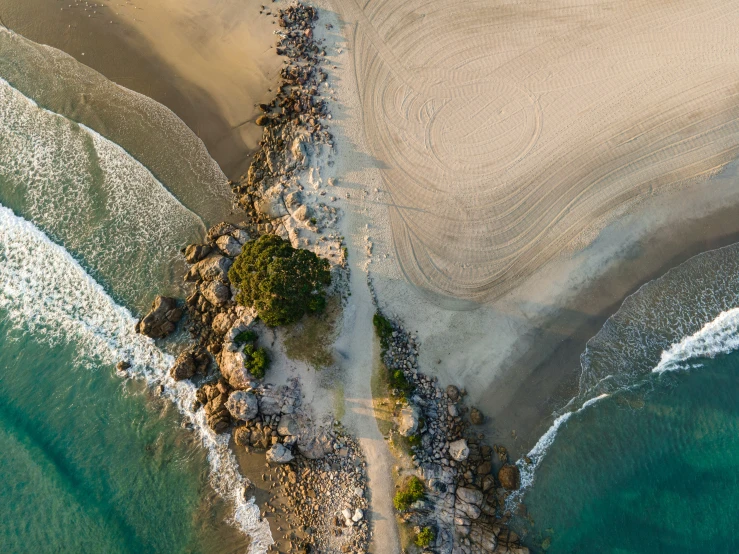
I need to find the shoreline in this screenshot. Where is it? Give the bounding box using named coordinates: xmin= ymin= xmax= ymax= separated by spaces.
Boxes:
xmin=0 ymin=0 xmax=281 ymax=180
xmin=485 ymin=169 xmax=739 ymax=457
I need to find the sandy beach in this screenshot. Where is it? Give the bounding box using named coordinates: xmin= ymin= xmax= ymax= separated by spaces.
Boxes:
xmin=319 ymin=0 xmax=739 ymax=460
xmin=0 ymin=0 xmax=282 ymax=179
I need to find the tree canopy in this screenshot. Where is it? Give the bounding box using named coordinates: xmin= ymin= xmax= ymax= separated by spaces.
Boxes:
xmin=228 ymin=235 xmax=331 ymax=327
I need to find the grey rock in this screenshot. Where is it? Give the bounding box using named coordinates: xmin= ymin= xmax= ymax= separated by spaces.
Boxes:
xmin=449 ymin=438 xmax=470 ymax=461
xmin=259 ymin=393 xmax=283 ymax=416
xmin=456 ymin=487 xmax=483 ymax=506
xmin=266 ymin=443 xmax=293 ymax=463
xmin=196 ymin=255 xmax=233 ymax=282
xmin=277 ymin=414 xmax=299 ymax=436
xmin=231 ymin=229 xmax=251 ymax=244
xmin=397 ymin=404 xmax=419 ymax=437
xmin=226 ymin=391 xmax=259 ymax=421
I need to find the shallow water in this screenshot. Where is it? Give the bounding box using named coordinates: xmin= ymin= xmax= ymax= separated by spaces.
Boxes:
xmin=517 ymin=245 xmax=739 ymax=553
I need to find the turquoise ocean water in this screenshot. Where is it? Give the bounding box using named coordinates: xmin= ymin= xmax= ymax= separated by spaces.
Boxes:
xmin=516 ymin=245 xmax=739 ymax=553
xmin=0 ymin=26 xmax=272 ymax=553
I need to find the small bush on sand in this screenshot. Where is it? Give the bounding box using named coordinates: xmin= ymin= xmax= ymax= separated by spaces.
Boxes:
xmin=234 ymin=330 xmax=258 ymax=344
xmin=415 ymin=526 xmax=434 ymax=547
xmin=393 ymin=476 xmax=425 ymax=511
xmin=372 ymin=312 xmax=394 ymax=349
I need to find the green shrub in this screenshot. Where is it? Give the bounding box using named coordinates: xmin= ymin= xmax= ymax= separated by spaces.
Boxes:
xmin=393 ymin=476 xmax=425 ymax=511
xmin=372 ymin=312 xmax=394 ymax=349
xmin=407 ymin=433 xmax=421 ymax=447
xmin=229 ymin=235 xmax=331 ymax=327
xmin=415 ymin=526 xmax=434 ymax=547
xmin=244 ymin=344 xmax=270 ymax=379
xmin=234 ymin=330 xmax=258 ymax=344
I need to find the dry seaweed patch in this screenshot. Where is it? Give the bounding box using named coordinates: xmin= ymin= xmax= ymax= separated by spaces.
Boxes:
xmin=282 ymin=295 xmax=341 ymax=370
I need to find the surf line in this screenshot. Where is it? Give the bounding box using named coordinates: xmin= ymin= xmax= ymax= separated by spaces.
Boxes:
xmin=0 ymin=203 xmax=273 ymax=553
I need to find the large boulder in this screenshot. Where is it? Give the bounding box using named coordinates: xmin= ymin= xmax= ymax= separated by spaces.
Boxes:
xmin=449 ymin=439 xmax=470 ymax=461
xmin=266 ymin=443 xmax=294 ymax=464
xmin=196 ymin=254 xmax=233 ymax=282
xmin=206 ymin=222 xmax=237 ymax=243
xmin=446 ymin=385 xmax=460 ymax=402
xmin=231 ymin=229 xmax=251 ymax=244
xmin=456 ymin=487 xmax=483 ymax=506
xmin=212 ymin=311 xmax=235 ymax=336
xmin=498 ymin=464 xmax=520 ymax=491
xmin=135 ymin=296 xmax=183 ymax=338
xmin=233 ymin=425 xmax=251 ymax=446
xmin=226 ymin=391 xmax=259 ymax=421
xmin=184 ymin=243 xmax=212 ymax=264
xmin=397 ymin=404 xmax=419 ymax=437
xmin=201 ymin=280 xmax=231 ymax=306
xmin=216 ymin=235 xmax=242 ymax=257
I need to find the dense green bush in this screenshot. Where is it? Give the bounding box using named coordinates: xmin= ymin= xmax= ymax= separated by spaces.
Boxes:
xmin=234 ymin=330 xmax=258 ymax=345
xmin=229 ymin=235 xmax=331 ymax=327
xmin=393 ymin=476 xmax=425 ymax=511
xmin=415 ymin=526 xmax=434 ymax=547
xmin=372 ymin=312 xmax=394 ymax=349
xmin=244 ymin=344 xmax=270 ymax=379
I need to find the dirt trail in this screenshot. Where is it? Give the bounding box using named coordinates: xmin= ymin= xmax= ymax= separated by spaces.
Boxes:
xmin=334 ymin=258 xmax=401 ymax=554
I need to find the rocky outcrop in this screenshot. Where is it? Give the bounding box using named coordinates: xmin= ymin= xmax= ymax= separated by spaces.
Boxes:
xmin=169 ymin=347 xmax=210 ymax=381
xmin=183 ymin=243 xmax=211 ymax=264
xmin=135 ymin=296 xmax=183 ymax=338
xmin=379 ymin=313 xmax=529 ymax=554
xmin=195 ymin=380 xmax=232 ymax=434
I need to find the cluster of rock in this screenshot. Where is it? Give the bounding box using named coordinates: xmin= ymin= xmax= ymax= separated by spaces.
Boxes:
xmin=267 ymin=428 xmax=370 ymax=554
xmin=229 ymin=2 xmax=346 ymax=269
xmin=381 ymin=317 xmax=529 ymax=554
xmin=182 ymin=222 xmax=253 ymax=356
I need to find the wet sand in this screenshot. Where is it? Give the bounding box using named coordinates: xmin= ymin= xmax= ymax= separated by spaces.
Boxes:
xmin=0 ymin=0 xmax=281 ymax=179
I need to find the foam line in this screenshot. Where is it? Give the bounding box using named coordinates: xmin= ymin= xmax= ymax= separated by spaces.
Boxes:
xmin=0 ymin=205 xmax=273 ymax=553
xmin=653 ymin=307 xmax=739 ymax=373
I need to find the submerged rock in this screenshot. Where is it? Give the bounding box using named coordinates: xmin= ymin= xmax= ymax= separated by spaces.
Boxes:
xmin=135 ymin=295 xmax=183 ymax=338
xmin=498 ymin=464 xmax=520 ymax=491
xmin=470 ymin=406 xmax=484 ymax=425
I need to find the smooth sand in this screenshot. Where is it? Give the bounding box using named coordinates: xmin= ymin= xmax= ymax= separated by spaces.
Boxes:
xmin=0 ymin=0 xmax=282 ymax=179
xmin=320 ymin=0 xmax=739 ymax=459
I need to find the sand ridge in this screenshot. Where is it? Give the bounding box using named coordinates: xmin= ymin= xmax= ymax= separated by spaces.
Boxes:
xmin=336 ymin=0 xmax=739 ymax=302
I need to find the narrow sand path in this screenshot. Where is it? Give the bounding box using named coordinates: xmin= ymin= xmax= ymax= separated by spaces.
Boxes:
xmin=334 ymin=260 xmax=401 ymax=554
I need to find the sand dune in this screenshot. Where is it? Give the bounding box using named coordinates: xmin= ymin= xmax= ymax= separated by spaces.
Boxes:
xmin=337 ymin=0 xmax=739 ymax=301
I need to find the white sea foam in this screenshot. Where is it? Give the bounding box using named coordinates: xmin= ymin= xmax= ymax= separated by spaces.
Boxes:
xmin=0 ymin=76 xmax=204 ymax=303
xmin=507 ymin=393 xmax=609 ymax=508
xmin=653 ymin=307 xmax=739 ymax=373
xmin=0 ymin=205 xmax=273 ymax=553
